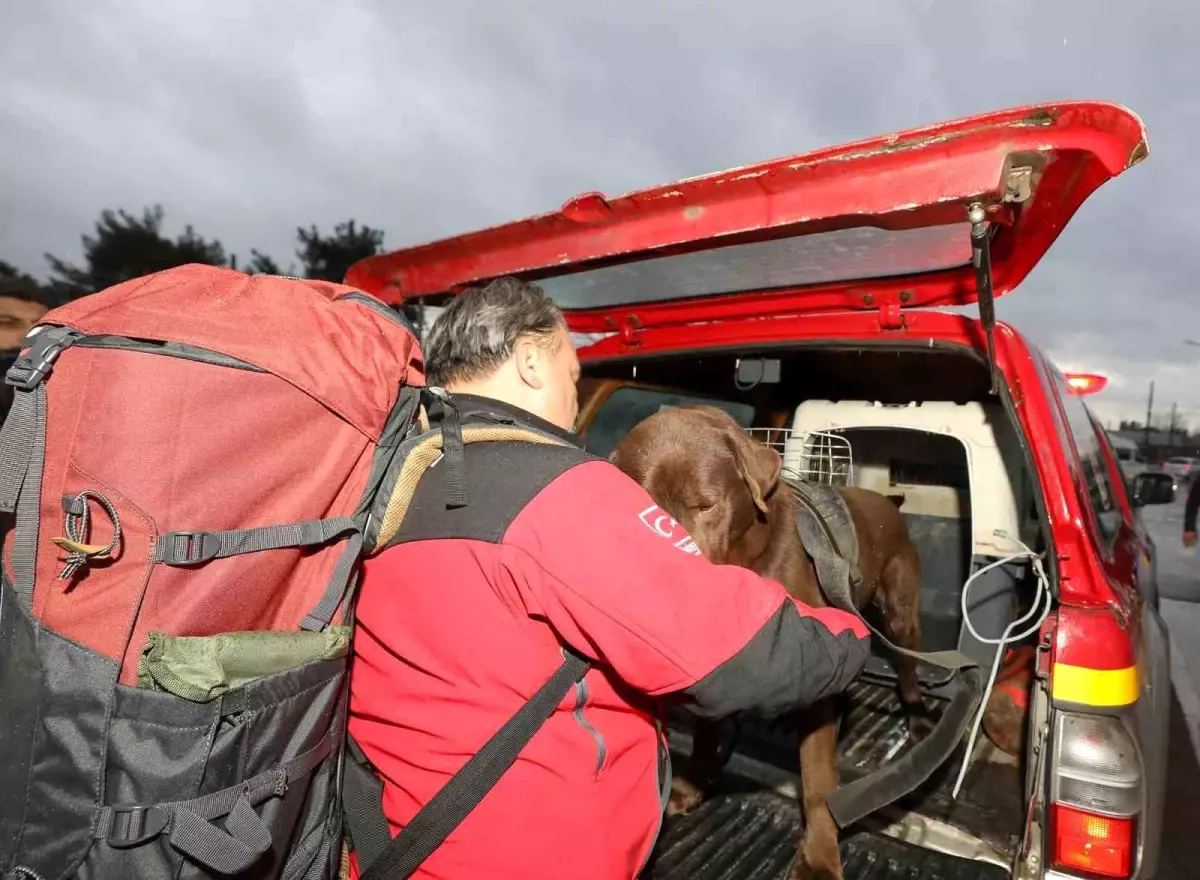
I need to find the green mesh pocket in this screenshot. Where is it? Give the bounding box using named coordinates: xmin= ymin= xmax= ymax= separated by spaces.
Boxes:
xmin=137 ymin=626 xmax=351 ymax=702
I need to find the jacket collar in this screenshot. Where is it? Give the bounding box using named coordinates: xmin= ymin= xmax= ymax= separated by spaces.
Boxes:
xmin=444 ymin=393 xmax=584 ymax=448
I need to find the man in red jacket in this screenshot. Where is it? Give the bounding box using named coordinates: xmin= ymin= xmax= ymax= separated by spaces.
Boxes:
xmin=348 ymin=277 xmax=870 ymax=879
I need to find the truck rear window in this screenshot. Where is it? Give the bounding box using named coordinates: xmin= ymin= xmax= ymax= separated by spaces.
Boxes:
xmin=583 ymin=387 xmax=755 ymax=459
xmin=536 ymin=223 xmax=972 ymax=310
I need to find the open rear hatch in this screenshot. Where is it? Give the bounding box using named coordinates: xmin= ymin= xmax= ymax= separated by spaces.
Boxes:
xmin=348 ymin=101 xmax=1147 ymax=362
xmin=349 ymin=101 xmax=1148 ymax=876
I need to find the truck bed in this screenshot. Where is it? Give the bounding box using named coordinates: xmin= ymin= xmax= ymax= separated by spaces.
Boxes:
xmin=647 ymin=677 xmax=1023 ymax=878
xmin=641 ymin=793 xmax=1011 ymax=880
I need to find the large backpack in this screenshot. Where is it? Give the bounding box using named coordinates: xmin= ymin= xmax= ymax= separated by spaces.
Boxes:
xmin=0 ymin=264 xmax=588 ymax=880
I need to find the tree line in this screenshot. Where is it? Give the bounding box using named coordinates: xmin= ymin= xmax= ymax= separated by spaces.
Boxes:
xmin=0 ymin=205 xmax=422 ymax=331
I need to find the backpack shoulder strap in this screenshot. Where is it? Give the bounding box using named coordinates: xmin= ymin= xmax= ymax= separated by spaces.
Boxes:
xmin=347 ymin=399 xmax=590 ymax=878
xmin=0 ymin=326 xmax=81 ymax=608
xmin=347 ymin=648 xmax=590 ymax=880
xmin=367 ymin=409 xmax=574 ymax=554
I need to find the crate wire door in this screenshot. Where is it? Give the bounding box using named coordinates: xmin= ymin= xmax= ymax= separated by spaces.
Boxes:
xmin=746 ymin=427 xmax=854 ymax=487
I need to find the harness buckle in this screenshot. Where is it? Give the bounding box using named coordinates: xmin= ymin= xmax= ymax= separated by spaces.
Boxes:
xmin=104 ymin=804 xmax=170 ymax=847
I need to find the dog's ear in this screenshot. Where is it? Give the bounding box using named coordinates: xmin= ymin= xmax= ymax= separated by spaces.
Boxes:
xmin=731 ymin=431 xmax=782 ymax=516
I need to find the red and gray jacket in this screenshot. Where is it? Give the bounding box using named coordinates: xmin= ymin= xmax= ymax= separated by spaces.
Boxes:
xmin=347 ymin=395 xmax=870 ymax=880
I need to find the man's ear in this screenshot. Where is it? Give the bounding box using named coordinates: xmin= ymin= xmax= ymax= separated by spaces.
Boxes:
xmin=731 ymin=432 xmax=782 ymax=516
xmin=513 ymin=335 xmax=545 ymax=390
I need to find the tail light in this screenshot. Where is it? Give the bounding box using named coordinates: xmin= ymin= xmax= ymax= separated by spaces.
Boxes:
xmin=1049 ymin=712 xmax=1141 ymax=878
xmin=1065 ymin=373 xmax=1109 ymax=395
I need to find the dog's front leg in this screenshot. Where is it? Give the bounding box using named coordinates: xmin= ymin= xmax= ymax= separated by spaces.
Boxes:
xmin=791 ymin=699 xmax=843 ymax=880
xmin=668 ymin=715 xmax=736 ymax=815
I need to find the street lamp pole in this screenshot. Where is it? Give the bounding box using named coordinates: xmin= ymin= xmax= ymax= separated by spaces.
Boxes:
xmin=1145 ymin=380 xmax=1154 ymax=449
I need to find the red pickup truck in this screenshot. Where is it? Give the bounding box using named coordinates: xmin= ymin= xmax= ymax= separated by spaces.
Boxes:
xmin=348 ymin=101 xmax=1173 ymax=880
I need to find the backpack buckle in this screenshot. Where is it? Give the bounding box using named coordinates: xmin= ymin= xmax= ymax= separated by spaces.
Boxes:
xmin=104 ymin=804 xmax=170 ymax=847
xmin=6 ymin=328 xmax=81 ymax=391
xmin=161 ymin=531 xmax=222 ymax=565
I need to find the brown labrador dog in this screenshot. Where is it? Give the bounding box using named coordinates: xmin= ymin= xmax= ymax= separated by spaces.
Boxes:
xmin=611 ymin=405 xmax=931 ymax=880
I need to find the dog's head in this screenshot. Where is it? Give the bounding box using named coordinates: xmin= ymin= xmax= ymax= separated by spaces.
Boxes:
xmin=610 ymin=405 xmax=782 ymax=565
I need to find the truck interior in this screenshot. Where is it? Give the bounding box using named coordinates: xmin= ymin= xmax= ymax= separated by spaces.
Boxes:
xmin=576 ymin=342 xmax=1049 ymax=879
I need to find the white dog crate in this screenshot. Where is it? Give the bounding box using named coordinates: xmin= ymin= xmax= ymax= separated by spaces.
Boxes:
xmin=784 ymin=400 xmax=1038 ymax=674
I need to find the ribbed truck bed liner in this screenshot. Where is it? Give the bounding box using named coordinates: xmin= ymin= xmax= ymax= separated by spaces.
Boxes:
xmin=662 ymin=678 xmax=1025 ymax=869
xmin=641 ymin=793 xmax=1011 ymax=880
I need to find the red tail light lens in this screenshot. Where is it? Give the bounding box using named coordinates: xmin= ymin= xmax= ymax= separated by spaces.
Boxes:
xmin=1051 ymin=803 xmax=1135 ymax=878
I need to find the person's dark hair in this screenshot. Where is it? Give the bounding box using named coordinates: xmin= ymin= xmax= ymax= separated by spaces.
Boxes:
xmin=423 ymin=276 xmax=566 ymax=387
xmin=0 ymin=276 xmax=59 ymax=310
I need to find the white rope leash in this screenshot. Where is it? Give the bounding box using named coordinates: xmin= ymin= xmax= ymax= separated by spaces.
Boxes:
xmin=950 ymin=530 xmax=1051 ymax=799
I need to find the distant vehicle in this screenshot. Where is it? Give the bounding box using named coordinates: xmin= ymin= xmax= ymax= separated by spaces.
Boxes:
xmin=1109 ymin=434 xmax=1150 ymax=480
xmin=1163 ymin=455 xmax=1200 ymax=482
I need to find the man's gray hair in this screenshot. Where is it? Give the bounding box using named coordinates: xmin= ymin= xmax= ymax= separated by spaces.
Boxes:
xmin=423 ymin=276 xmax=567 ymax=387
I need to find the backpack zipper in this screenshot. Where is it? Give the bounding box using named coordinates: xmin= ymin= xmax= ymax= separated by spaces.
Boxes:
xmin=334 ymin=292 xmax=418 ymax=337
xmin=72 ymin=335 xmax=265 ymax=372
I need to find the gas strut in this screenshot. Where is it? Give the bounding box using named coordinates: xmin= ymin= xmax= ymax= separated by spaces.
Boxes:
xmin=968 ymin=202 xmax=1000 ymax=395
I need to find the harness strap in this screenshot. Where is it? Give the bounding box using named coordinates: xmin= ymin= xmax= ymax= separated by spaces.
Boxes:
xmin=423 ymin=389 xmax=468 ymax=509
xmin=786 ymin=477 xmax=985 ymax=828
xmin=827 ymin=667 xmax=984 ymax=828
xmin=788 ymin=481 xmax=977 ymax=672
xmin=341 ymin=738 xmax=393 ymax=873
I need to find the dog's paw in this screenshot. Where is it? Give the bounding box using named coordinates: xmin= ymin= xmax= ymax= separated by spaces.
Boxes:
xmin=790 ymin=830 xmax=844 ymax=880
xmin=787 ymin=858 xmax=843 ymax=880
xmin=666 ymin=778 xmax=705 ymax=816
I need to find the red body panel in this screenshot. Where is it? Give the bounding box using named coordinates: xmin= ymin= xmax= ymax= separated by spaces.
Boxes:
xmin=1054 ymin=605 xmax=1138 ymax=672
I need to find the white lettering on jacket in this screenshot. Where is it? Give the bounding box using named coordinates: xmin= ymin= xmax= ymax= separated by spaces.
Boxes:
xmin=638 ymin=505 xmax=702 ymax=556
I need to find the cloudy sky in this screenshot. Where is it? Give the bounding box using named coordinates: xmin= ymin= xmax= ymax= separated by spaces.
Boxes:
xmin=2 ymin=1 xmax=1197 ymax=427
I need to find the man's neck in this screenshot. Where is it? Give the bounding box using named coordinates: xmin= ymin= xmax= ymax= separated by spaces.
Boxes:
xmin=445 ymin=376 xmax=541 ymax=416
xmin=441 ymin=384 xmax=579 ymax=446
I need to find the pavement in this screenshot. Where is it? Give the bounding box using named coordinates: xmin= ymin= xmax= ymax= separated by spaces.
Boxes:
xmin=1137 ymin=491 xmax=1200 ymax=878
xmin=1140 ymin=492 xmax=1200 ymax=753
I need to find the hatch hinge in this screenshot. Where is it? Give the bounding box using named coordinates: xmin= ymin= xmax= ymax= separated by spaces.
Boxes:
xmin=618 ymin=314 xmax=642 ymax=347
xmin=876 ymin=299 xmax=905 ymax=331
xmin=1004 ymin=165 xmax=1035 ymax=204
xmin=968 ymin=202 xmax=1000 ymax=395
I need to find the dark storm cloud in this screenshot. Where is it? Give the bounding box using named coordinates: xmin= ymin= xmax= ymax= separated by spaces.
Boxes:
xmin=2 ymin=0 xmax=1197 ymax=423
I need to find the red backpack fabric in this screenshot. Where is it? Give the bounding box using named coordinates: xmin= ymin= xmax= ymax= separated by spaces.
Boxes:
xmin=16 ymin=264 xmax=423 ymax=682
xmin=0 ymin=264 xmax=424 ymax=879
